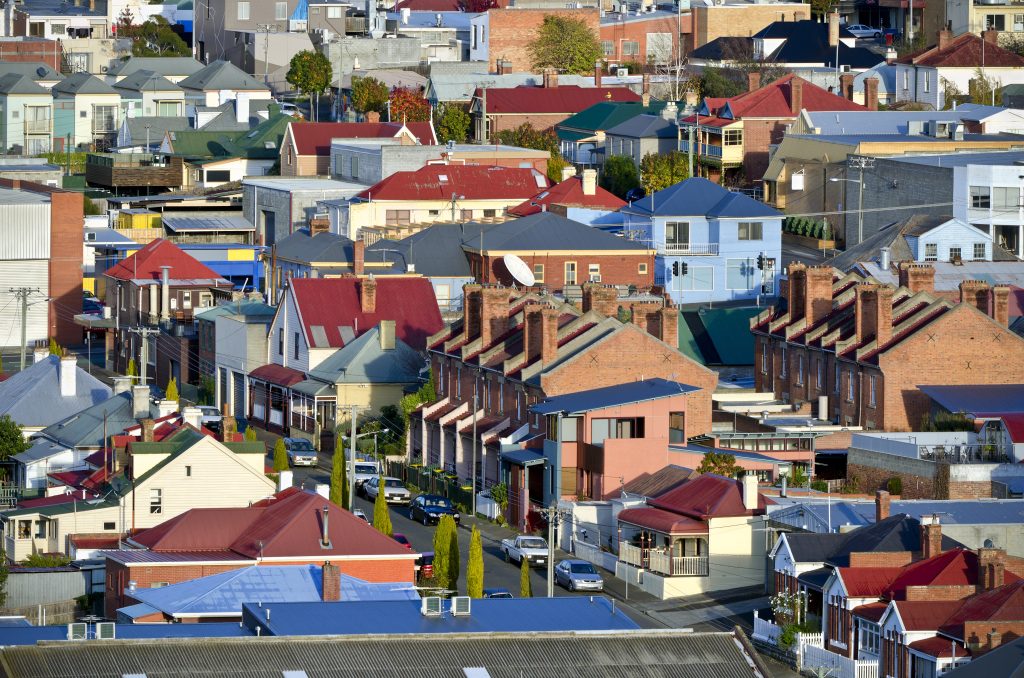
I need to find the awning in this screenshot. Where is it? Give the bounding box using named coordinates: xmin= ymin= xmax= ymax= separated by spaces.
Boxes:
xmin=500 ymin=448 xmax=547 ymax=468
xmin=557 ymin=130 xmax=595 ymax=142
xmin=249 ymin=364 xmax=306 ymax=388
xmin=291 ymin=379 xmax=332 ymax=397
xmin=797 ymin=567 xmax=832 ymax=592
xmin=617 ymin=507 xmax=709 ymax=535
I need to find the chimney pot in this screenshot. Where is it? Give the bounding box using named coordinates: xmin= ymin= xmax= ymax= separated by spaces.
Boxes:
xmin=875 ymin=489 xmax=890 ymax=521
xmin=366 ymin=111 xmax=380 ymax=123
xmin=594 ymin=60 xmax=602 ymax=88
xmin=581 ymin=168 xmax=597 ymax=196
xmin=33 ymin=347 xmax=49 ymax=364
xmin=921 ymin=516 xmax=943 ymax=559
xmin=959 ymin=280 xmax=991 ymax=315
xmin=581 ymin=282 xmax=619 ymax=317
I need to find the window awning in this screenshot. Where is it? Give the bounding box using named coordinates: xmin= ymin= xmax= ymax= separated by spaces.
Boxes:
xmin=291 ymin=380 xmax=332 ymax=397
xmin=500 ymin=448 xmax=548 ymax=468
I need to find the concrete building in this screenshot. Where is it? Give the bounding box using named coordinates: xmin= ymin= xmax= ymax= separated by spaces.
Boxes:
xmin=242 ymin=177 xmax=365 ymax=245
xmin=688 ymin=1 xmax=810 ymax=52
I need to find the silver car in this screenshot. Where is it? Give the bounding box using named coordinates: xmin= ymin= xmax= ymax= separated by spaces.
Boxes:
xmin=283 ymin=438 xmax=318 ymax=467
xmin=363 ymin=476 xmax=411 ymax=504
xmin=844 ymin=23 xmax=881 ymax=39
xmin=554 ymin=559 xmax=604 ymax=592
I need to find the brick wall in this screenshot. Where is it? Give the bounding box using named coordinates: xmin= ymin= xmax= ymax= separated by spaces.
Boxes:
xmin=691 ymin=3 xmax=809 ymax=50
xmin=485 ymin=9 xmax=600 ymax=72
xmin=848 ymin=551 xmax=914 ymax=568
xmin=903 ymin=585 xmax=977 ymax=601
xmin=489 ymin=112 xmax=580 ymax=135
xmin=599 ymin=14 xmax=683 ymax=64
xmin=963 ymin=622 xmax=1024 ymax=654
xmin=0 ymin=38 xmax=61 ymax=65
xmin=46 ymin=186 xmax=84 ymax=346
xmin=741 ymin=119 xmax=791 ymax=185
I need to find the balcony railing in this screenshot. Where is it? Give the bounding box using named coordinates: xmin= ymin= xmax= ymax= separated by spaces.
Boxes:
xmin=25 ymin=119 xmax=51 ymax=134
xmin=629 ymin=240 xmax=719 ymax=256
xmin=618 ymin=542 xmax=709 ymax=576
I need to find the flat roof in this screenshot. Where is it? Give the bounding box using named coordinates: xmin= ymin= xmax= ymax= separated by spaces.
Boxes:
xmin=0 ymin=186 xmax=49 ymax=205
xmin=241 ymin=177 xmax=366 ymax=191
xmin=888 ymin=150 xmax=1024 ymax=168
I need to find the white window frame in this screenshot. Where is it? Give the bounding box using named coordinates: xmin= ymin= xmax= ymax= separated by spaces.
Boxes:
xmin=237 ymin=1 xmax=250 ymax=20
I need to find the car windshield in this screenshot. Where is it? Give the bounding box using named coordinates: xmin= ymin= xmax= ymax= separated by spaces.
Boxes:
xmin=355 ymin=464 xmax=377 ymax=474
xmin=520 ymin=538 xmax=546 ymax=549
xmin=570 ymin=563 xmax=597 ymax=574
xmin=424 ymin=497 xmax=451 ymax=508
xmin=289 ymin=440 xmax=315 ymax=452
xmin=384 ymin=479 xmax=404 ymax=488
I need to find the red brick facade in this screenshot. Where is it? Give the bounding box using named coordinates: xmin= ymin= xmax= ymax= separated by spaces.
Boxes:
xmin=598 ymin=14 xmax=685 ymax=65
xmin=467 ymin=250 xmax=655 ymax=292
xmin=0 ymin=38 xmax=61 ymax=66
xmin=483 ymin=9 xmax=599 ymax=73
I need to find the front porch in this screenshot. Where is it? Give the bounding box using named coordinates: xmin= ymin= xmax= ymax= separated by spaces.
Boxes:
xmin=613 ymin=513 xmax=711 ymax=598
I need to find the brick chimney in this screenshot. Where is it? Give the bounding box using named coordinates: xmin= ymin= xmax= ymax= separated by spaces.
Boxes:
xmin=792 ymin=265 xmax=835 ymax=327
xmin=141 ymin=418 xmax=155 ymax=443
xmin=309 ymin=215 xmax=330 ymax=235
xmin=898 ymin=263 xmax=935 ymax=294
xmin=222 ymin=415 xmax=238 ymax=441
xmin=988 ymin=629 xmax=1003 ymax=651
xmin=594 ymin=60 xmax=602 ymax=88
xmin=360 ymin=276 xmax=377 ymax=313
xmin=959 ymin=280 xmax=990 ymax=315
xmin=748 ymin=71 xmax=761 ymax=93
xmin=322 ymin=561 xmax=341 ymax=601
xmin=983 ymin=29 xmax=999 ymax=45
xmin=978 ymin=547 xmax=1006 ymax=591
xmin=642 ymin=73 xmax=650 ymax=97
xmin=366 ymin=111 xmax=380 ymax=123
xmin=543 ymin=68 xmax=558 ymax=88
xmin=497 ymin=59 xmax=511 ymax=75
xmin=840 ymin=72 xmax=855 ymax=101
xmin=479 ymin=285 xmax=511 ymax=347
xmin=921 ymin=515 xmax=943 ymax=560
xmin=353 ymin=239 xmax=365 ymax=276
xmin=992 ymin=285 xmax=1010 ymax=326
xmin=876 ymin=489 xmax=890 ymax=522
xmin=524 ymin=304 xmax=560 ymax=366
xmin=790 ymin=78 xmax=803 ymax=115
xmin=938 ymin=29 xmax=952 ymax=50
xmin=864 ymin=78 xmax=879 ymax=111
xmin=463 ymin=283 xmax=483 ymax=340
xmin=855 ymin=283 xmax=894 ymax=347
xmin=655 ymin=307 xmax=678 ymax=348
xmin=581 ymin=282 xmax=619 ymax=317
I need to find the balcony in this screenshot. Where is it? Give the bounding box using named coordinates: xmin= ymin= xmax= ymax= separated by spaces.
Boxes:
xmin=618 ymin=542 xmax=709 ymax=576
xmin=678 ymin=140 xmax=743 ymax=167
xmin=630 ymin=240 xmax=720 ymax=256
xmin=85 ymin=153 xmax=184 ymax=190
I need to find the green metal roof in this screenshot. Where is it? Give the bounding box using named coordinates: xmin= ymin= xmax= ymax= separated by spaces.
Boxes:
xmin=556 ymin=129 xmax=594 ymax=142
xmin=167 ymin=113 xmax=292 ymax=160
xmin=556 ymin=100 xmax=668 ymax=136
xmin=676 ymin=307 xmax=762 ymax=366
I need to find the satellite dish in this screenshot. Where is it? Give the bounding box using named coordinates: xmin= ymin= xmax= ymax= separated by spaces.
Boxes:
xmin=503 ymin=254 xmax=535 ymax=287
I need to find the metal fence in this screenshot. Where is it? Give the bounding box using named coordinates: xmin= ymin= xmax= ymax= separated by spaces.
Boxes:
xmin=385 ymin=460 xmax=473 ymax=513
xmin=2 ymin=568 xmax=90 ymax=609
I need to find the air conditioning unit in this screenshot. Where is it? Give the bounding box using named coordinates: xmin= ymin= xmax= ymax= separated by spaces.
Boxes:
xmin=616 ymin=67 xmax=628 ymax=77
xmin=96 ymin=622 xmax=116 ymax=640
xmin=67 ymin=623 xmax=87 ymax=640
xmin=589 ymin=274 xmax=602 ymax=283
xmin=451 ymin=596 xmax=472 ymax=616
xmin=421 ymin=596 xmax=443 ymax=617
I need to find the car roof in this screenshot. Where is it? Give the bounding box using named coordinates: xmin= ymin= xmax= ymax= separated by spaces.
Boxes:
xmin=418 ymin=494 xmax=449 ymax=500
xmin=562 ymin=559 xmax=592 ymax=565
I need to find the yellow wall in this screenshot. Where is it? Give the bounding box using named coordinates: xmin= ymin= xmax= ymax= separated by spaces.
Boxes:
xmin=117 ymin=211 xmax=161 ymax=230
xmin=335 ymin=383 xmax=410 ymax=419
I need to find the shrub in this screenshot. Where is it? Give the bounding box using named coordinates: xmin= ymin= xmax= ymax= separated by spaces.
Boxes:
xmin=810 ymin=480 xmax=828 ymax=492
xmin=811 ymin=222 xmax=823 ymax=239
xmin=779 ymin=623 xmax=800 ymax=650
xmin=887 ymin=477 xmax=903 ymax=495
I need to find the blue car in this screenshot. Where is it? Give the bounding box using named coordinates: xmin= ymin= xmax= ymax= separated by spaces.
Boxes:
xmin=409 ymin=494 xmax=461 ymax=526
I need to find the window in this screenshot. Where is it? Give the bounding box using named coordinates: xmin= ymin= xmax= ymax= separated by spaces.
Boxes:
xmin=51 ymin=23 xmax=65 ymax=35
xmin=1015 ymin=13 xmax=1024 ymax=31
xmin=182 ymin=292 xmax=192 ymax=310
xmin=590 ymin=417 xmax=645 ymax=444
xmin=921 ymin=242 xmax=938 ymax=260
xmin=601 ymin=40 xmax=614 ymax=56
xmin=205 ymin=169 xmax=231 ymax=183
xmin=834 ymin=362 xmax=840 ymax=394
xmin=993 ymin=186 xmax=1018 ymax=209
xmin=860 ymin=622 xmax=881 ymax=657
xmin=185 ymin=465 xmax=192 ymax=477
xmin=761 ymin=342 xmax=769 ymax=374
xmin=638 ymin=263 xmax=648 ymax=275
xmin=671 ymin=265 xmax=713 ymax=291
xmin=80 ymin=110 xmax=87 ymax=118
xmin=150 ymin=488 xmax=162 ymax=514
xmin=275 ymin=0 xmax=287 ymax=17
xmin=237 ymin=1 xmax=250 ymax=19
xmin=157 ymin=101 xmax=181 ymax=117
xmin=974 ymin=242 xmax=987 ymax=260
xmin=816 ymin=358 xmax=824 ymax=389
xmin=588 ymin=263 xmax=601 ymax=282
xmin=17 ymin=520 xmax=30 ymax=539
xmin=103 ymin=522 xmax=115 ymax=530
xmin=29 ymin=22 xmax=44 ymax=37
xmin=986 ymin=13 xmax=1006 ymax=30
xmin=780 ymin=344 xmax=787 ymax=377
xmin=923 ymin=74 xmax=930 ymax=93
xmin=903 ymin=69 xmax=910 ymax=90
xmin=738 ymin=222 xmax=763 ymax=240
xmin=665 ymin=221 xmax=689 ymax=248
xmin=278 ymin=328 xmax=284 ymax=356
xmin=949 ymin=246 xmax=962 ymax=262
xmin=293 ymin=331 xmax=300 ymax=359
xmin=868 ymin=374 xmax=877 ymax=407
xmin=328 ymin=5 xmax=342 ymax=17
xmin=350 ymin=155 xmax=358 ymax=179
xmin=723 ymin=128 xmax=743 ymax=146
xmin=533 ymin=264 xmax=544 ymax=283
xmin=385 ymin=209 xmax=410 ymax=226
xmin=726 ymin=258 xmax=756 ymax=290
xmin=847 ymin=368 xmax=855 ymax=402
xmin=483 ymin=209 xmax=496 ymax=218
xmin=970 ymin=186 xmax=991 ymax=208
xmin=564 ymin=261 xmax=577 ymax=285
xmin=622 ymin=40 xmax=639 ymax=56
xmin=93 ymin=104 xmax=117 ymax=132
xmin=796 ymin=354 xmax=804 ymax=385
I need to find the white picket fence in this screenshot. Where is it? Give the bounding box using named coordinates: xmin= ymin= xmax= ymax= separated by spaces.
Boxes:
xmin=752 ymin=613 xmax=782 ymax=645
xmin=801 ymin=644 xmax=879 ymax=678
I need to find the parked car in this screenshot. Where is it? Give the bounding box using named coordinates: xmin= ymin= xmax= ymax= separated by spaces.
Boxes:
xmin=363 ymin=476 xmax=412 ymax=504
xmin=554 ymin=559 xmax=604 ymax=592
xmin=844 ymin=23 xmax=882 ymax=39
xmin=500 ymin=535 xmax=549 ymax=568
xmin=352 ymin=508 xmax=368 ymax=522
xmin=409 ymin=494 xmax=461 ymax=526
xmin=483 ymin=588 xmax=513 ymax=599
xmin=353 ymin=460 xmax=381 ymax=493
xmin=416 ymin=551 xmax=434 ymax=582
xmin=195 ymin=405 xmax=222 ymax=431
xmin=283 ymin=438 xmax=318 ymax=467
xmin=392 ymin=533 xmax=413 ymax=549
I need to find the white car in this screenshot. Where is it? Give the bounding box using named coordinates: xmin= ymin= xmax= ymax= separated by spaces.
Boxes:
xmin=352 ymin=508 xmax=368 ymax=522
xmin=363 ymin=476 xmax=411 ymax=504
xmin=844 ymin=24 xmax=881 ymax=39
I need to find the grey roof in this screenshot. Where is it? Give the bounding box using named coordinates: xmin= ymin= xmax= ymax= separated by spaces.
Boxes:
xmin=606 ymin=113 xmax=678 ymax=139
xmin=0 ymin=186 xmax=49 ymax=204
xmin=0 ymin=62 xmax=62 ymax=82
xmin=856 ymin=259 xmax=1024 ymax=289
xmin=917 ymin=384 xmax=1024 ymax=416
xmin=51 ymin=72 xmax=117 ymax=96
xmin=0 ymin=628 xmax=770 ymax=676
xmin=275 ymin=228 xmax=354 ymax=264
xmin=945 ymin=635 xmax=1024 ymax=677
xmin=26 ymin=390 xmax=138 ymax=450
xmin=802 ymin=108 xmax=1008 ymax=136
xmin=783 ymin=513 xmax=964 ymax=565
xmin=829 ymin=214 xmax=948 ymax=271
xmin=0 ymin=73 xmax=49 ymax=96
xmin=532 ymin=378 xmax=699 ymax=415
xmin=178 ymin=60 xmax=269 ymax=93
xmin=0 ymin=356 xmax=112 ymax=429
xmin=113 ymin=70 xmax=182 ymax=95
xmin=853 ymin=63 xmax=897 ymax=96
xmin=467 ymin=212 xmax=651 ymax=251
xmin=366 ymin=223 xmax=472 ymax=277
xmin=14 ymin=437 xmax=71 ymax=465
xmin=621 ymin=464 xmax=697 ymax=498
xmin=891 ymin=149 xmax=1024 ymax=169
xmin=162 ymin=214 xmax=256 ymax=232
xmin=107 ymin=57 xmax=204 ymax=78
xmin=123 ymin=116 xmax=191 ymax=142
xmin=623 ymin=177 xmax=782 ymax=219
xmin=197 ymin=98 xmax=274 ymax=132
xmin=797 ymin=566 xmax=832 ymax=590
xmin=194 ymin=300 xmax=276 ymax=322
xmin=307 ymin=325 xmax=424 ymax=384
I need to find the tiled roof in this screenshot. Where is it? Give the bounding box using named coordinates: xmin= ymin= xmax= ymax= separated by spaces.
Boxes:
xmin=355 ymin=164 xmax=548 ymax=201
xmin=648 ymin=474 xmax=769 ymax=519
xmin=908 ymin=635 xmax=970 ymax=658
xmin=508 ymin=175 xmax=625 ymax=216
xmin=288 ymin=121 xmax=436 ymax=156
xmin=684 ymin=74 xmax=863 ymax=124
xmin=105 ymin=239 xmax=230 ymax=285
xmin=837 ymin=566 xmax=903 ymax=597
xmin=616 ymin=507 xmax=709 ymax=534
xmin=899 ymin=33 xmax=1024 ymax=68
xmin=939 ymin=580 xmax=1024 ymax=640
xmin=288 ymin=276 xmax=442 ymax=352
xmin=894 ymin=600 xmax=968 ymax=631
xmin=476 ymin=85 xmax=641 ymax=114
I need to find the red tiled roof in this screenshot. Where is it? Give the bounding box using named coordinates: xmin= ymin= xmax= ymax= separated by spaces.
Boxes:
xmin=248 ymin=363 xmax=306 ymax=388
xmin=355 ymin=164 xmax=549 ymax=201
xmin=683 ymin=75 xmax=863 ymax=125
xmin=288 ymin=121 xmax=436 ymax=156
xmin=648 ymin=474 xmax=770 ymax=519
xmin=105 ymin=239 xmax=230 ymax=285
xmin=939 ymin=579 xmax=1024 ymax=640
xmin=617 ymin=507 xmax=709 ymax=534
xmin=508 ymin=175 xmax=626 ymax=216
xmin=288 ymin=276 xmax=443 ymax=351
xmin=908 ymin=636 xmax=970 ymax=658
xmin=852 ymin=602 xmax=889 ymax=623
xmin=898 ymin=33 xmax=1024 ymax=68
xmin=477 ymin=85 xmax=641 ymax=115
xmin=837 ymin=567 xmax=903 ymax=597
xmin=894 ymin=600 xmax=967 ymax=631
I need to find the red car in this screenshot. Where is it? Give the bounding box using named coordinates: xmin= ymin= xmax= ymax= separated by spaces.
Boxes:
xmin=392 ymin=533 xmax=413 ymax=550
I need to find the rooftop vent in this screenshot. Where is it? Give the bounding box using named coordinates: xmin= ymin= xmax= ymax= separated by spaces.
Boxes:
xmin=96 ymin=622 xmax=116 ymax=640
xmin=421 ymin=596 xmax=443 ymax=617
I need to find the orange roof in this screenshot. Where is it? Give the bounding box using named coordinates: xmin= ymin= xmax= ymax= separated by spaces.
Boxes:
xmin=508 ymin=175 xmax=625 ymax=216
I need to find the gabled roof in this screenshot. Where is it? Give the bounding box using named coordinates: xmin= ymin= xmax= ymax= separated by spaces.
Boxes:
xmin=749 ymin=21 xmax=880 ymax=69
xmin=623 ymin=177 xmax=782 ymax=218
xmin=51 ymin=72 xmax=117 ymax=96
xmin=365 ymin=224 xmax=472 ymax=277
xmin=935 ymin=635 xmax=1024 ymax=674
xmin=686 ymin=74 xmax=864 ymax=124
xmin=466 ymin=212 xmax=643 ymax=251
xmin=28 ymin=390 xmax=137 ymax=450
xmin=648 ymin=474 xmax=770 ymax=519
xmin=783 ymin=514 xmax=964 ymax=566
xmin=355 ymin=165 xmax=548 ymax=201
xmin=287 ymin=276 xmax=443 ymax=351
xmin=836 ymin=567 xmax=903 ymax=597
xmin=0 ymin=356 xmax=111 ymax=429
xmin=105 ymin=239 xmax=231 ymax=286
xmin=306 ymin=324 xmax=424 ymax=385
xmin=0 ymin=61 xmax=62 ymax=82
xmin=892 ymin=600 xmax=968 ymax=631
xmin=288 ymin=121 xmax=436 ymax=156
xmin=124 ymin=116 xmax=191 ymax=142
xmin=605 ymin=113 xmax=679 ymax=140
xmin=616 ymin=507 xmax=710 ymax=534
xmin=621 ymin=464 xmax=697 ymax=498
xmin=938 ymin=580 xmax=1024 ymax=640
xmin=274 ymin=229 xmax=355 ymax=265
xmin=899 ymin=33 xmax=1024 ymax=68
xmin=476 ymin=85 xmax=641 ymax=114
xmin=107 ymin=57 xmax=204 ymax=78
xmin=889 ymin=548 xmax=1022 ymax=598
xmin=557 ymin=100 xmax=667 ymax=136
xmin=0 ymin=73 xmax=49 ymax=96
xmin=531 ymin=378 xmax=699 ymax=416
xmin=113 ymin=70 xmax=182 ymax=95
xmin=177 ymin=60 xmax=269 ymax=92
xmin=508 ymin=176 xmax=625 ymax=217
xmin=165 ymin=112 xmax=293 ymax=160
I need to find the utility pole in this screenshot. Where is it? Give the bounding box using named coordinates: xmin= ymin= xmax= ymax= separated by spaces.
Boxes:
xmin=847 ymin=156 xmax=874 ymax=247
xmin=349 ymin=403 xmax=358 ymax=508
xmin=545 ymin=504 xmax=557 ymax=598
xmin=10 ymin=287 xmax=41 ymax=371
xmin=126 ymin=327 xmax=160 ymax=384
xmin=257 ymin=24 xmax=277 ymax=85
xmin=471 ymin=388 xmax=478 ymax=517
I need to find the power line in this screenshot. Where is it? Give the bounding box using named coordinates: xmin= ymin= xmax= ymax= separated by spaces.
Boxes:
xmin=9 ymin=287 xmax=42 ymax=371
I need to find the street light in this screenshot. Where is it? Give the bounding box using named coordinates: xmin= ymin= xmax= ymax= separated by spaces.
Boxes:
xmin=830 ymin=176 xmax=865 ymax=247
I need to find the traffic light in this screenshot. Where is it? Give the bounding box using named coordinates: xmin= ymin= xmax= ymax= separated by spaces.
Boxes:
xmin=756 ymin=253 xmax=765 ymax=270
xmin=672 ymin=261 xmax=680 ymax=276
xmin=681 ymin=262 xmax=688 ymax=275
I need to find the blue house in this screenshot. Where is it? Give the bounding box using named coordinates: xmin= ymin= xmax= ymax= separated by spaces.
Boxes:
xmin=619 ymin=177 xmax=783 ymax=305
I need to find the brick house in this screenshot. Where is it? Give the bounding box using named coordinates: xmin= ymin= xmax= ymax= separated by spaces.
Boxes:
xmin=678 ymin=74 xmax=867 ymax=186
xmin=410 ymin=282 xmax=717 ymax=528
xmin=102 ymin=487 xmax=418 ymax=618
xmin=469 ymin=8 xmax=599 ymax=73
xmin=599 ymin=11 xmax=685 ymax=65
xmin=750 ymin=263 xmax=1024 ymax=432
xmin=279 ymin=118 xmax=436 ymax=177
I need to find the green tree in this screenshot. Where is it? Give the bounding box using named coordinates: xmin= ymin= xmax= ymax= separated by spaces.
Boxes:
xmin=969 ymin=68 xmax=1001 ymax=106
xmin=373 ymin=477 xmax=394 ymax=536
xmin=0 ymin=547 xmax=7 ymax=607
xmin=331 ymin=435 xmax=348 ymax=509
xmin=286 ymin=50 xmax=333 ymax=103
xmin=467 ymin=525 xmax=484 ymax=598
xmin=48 ymin=337 xmax=64 ymax=357
xmin=546 ymin=152 xmax=568 ymax=185
xmin=83 ymin=198 xmax=102 ymax=216
xmin=529 ymin=14 xmax=602 ymax=75
xmin=600 ymin=155 xmax=641 ymax=199
xmin=165 ymin=376 xmax=179 ymax=404
xmin=433 ymin=514 xmax=452 ymax=590
xmin=351 ymin=76 xmax=389 ymax=115
xmin=0 ymin=414 xmax=29 ymax=463
xmin=244 ymin=426 xmax=258 ymax=442
xmin=519 ymin=554 xmax=532 ymax=597
xmin=446 ymin=515 xmax=460 ymax=592
xmin=126 ymin=358 xmax=137 ymax=378
xmin=21 ymin=553 xmax=72 ymax=567
xmin=119 ymin=16 xmax=191 ymax=57
xmin=434 ymin=103 xmax=471 ymax=144
xmin=696 ymin=451 xmax=741 ymax=477
xmin=639 ymin=151 xmax=689 ymax=193
xmin=492 ymin=124 xmax=566 ymax=183
xmin=700 ymin=66 xmax=744 ymax=99
xmin=273 ymin=438 xmax=289 ymax=472
xmin=809 ymin=0 xmax=837 ymax=19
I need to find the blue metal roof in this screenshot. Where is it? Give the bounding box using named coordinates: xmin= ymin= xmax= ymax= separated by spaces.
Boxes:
xmin=622 ymin=177 xmax=781 ymax=219
xmin=917 ymin=384 xmax=1024 ymax=416
xmin=770 ymin=498 xmax=1024 ymax=534
xmin=0 ymin=622 xmax=250 ymax=647
xmin=668 ymin=444 xmax=786 ymax=465
xmin=531 ymin=378 xmax=698 ymax=416
xmin=242 ymin=596 xmax=638 ymax=637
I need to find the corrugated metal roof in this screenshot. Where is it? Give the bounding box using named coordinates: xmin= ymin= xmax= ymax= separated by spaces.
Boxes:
xmin=162 ymin=214 xmax=255 ymax=232
xmin=918 ymin=384 xmax=1024 ymax=416
xmin=0 ymin=356 xmax=112 ymax=429
xmin=531 ymin=378 xmax=698 ymax=415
